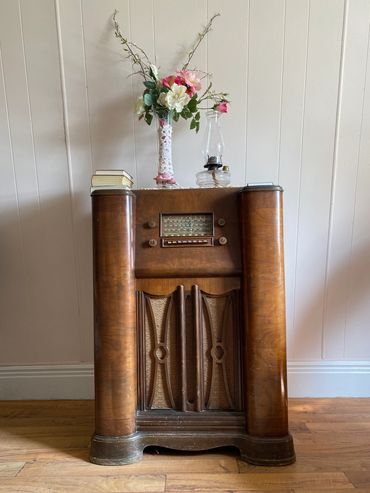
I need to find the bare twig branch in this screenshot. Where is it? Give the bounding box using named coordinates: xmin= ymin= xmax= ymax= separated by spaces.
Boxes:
xmin=181 ymin=13 xmax=220 ymax=71
xmin=113 ymin=10 xmax=152 ymax=79
xmin=197 ymin=81 xmax=213 ymax=102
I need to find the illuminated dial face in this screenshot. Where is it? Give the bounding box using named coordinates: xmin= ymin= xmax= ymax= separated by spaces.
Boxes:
xmin=161 ymin=213 xmax=213 ymax=237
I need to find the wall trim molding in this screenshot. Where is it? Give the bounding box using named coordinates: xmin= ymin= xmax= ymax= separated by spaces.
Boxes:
xmin=287 ymin=360 xmax=370 ymax=397
xmin=0 ymin=364 xmax=94 ymax=400
xmin=1 ymin=361 xmax=370 ymax=399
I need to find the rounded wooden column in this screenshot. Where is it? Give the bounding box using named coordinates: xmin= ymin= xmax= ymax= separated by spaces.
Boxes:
xmin=92 ymin=190 xmax=136 ymax=438
xmin=240 ymin=186 xmax=289 ymax=439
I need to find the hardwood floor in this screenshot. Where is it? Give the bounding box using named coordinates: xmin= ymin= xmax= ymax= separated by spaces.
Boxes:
xmin=0 ymin=399 xmax=369 ymax=492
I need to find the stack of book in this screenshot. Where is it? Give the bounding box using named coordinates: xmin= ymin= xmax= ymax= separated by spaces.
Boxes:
xmin=91 ymin=170 xmax=134 ymax=192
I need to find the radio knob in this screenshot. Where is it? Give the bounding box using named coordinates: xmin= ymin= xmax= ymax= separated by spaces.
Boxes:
xmin=217 ymin=218 xmax=226 ymax=227
xmin=148 ymin=239 xmax=157 ymax=247
xmin=218 ymin=236 xmax=228 ymax=246
xmin=147 ymin=220 xmax=156 ymax=229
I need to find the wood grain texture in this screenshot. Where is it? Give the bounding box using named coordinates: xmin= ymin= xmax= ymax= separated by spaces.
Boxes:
xmin=0 ymin=399 xmax=370 ymax=491
xmin=136 ymin=278 xmax=241 ymax=296
xmin=240 ymin=188 xmax=288 ymax=438
xmin=165 ymin=472 xmax=352 ymax=491
xmin=134 ymin=188 xmax=241 ymax=278
xmin=92 ymin=186 xmax=293 ymax=465
xmin=92 ymin=191 xmax=137 ymax=436
xmin=0 ymin=462 xmax=25 ymax=477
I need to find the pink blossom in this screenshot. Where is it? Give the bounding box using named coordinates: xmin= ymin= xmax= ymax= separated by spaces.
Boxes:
xmin=161 ymin=74 xmax=185 ymax=89
xmin=176 ymin=70 xmax=201 ymax=97
xmin=184 ymin=84 xmax=196 ymax=97
xmin=161 ymin=75 xmax=175 ymax=89
xmin=162 ymin=71 xmax=201 ymax=97
xmin=178 ymin=70 xmax=202 ymax=92
xmin=214 ymin=101 xmax=228 ymax=113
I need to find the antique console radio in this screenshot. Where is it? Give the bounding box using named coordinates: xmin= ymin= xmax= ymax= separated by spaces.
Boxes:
xmin=90 ymin=186 xmax=295 ymax=466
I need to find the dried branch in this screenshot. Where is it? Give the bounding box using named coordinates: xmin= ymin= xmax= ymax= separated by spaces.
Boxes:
xmin=113 ymin=10 xmax=151 ymax=79
xmin=181 ymin=13 xmax=220 ymax=71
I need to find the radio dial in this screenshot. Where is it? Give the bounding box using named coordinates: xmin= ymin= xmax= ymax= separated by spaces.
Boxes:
xmin=147 ymin=220 xmax=157 ymax=229
xmin=218 ymin=236 xmax=228 ymax=246
xmin=148 ymin=239 xmax=157 ymax=247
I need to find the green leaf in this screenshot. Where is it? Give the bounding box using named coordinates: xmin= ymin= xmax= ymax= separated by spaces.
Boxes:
xmin=173 ymin=112 xmax=180 ymax=122
xmin=194 ymin=111 xmax=201 ymax=121
xmin=188 ymin=96 xmax=198 ymax=113
xmin=145 ymin=112 xmax=153 ymax=125
xmin=143 ymin=81 xmax=156 ymax=89
xmin=181 ymin=107 xmax=192 ymax=119
xmin=190 ymin=118 xmax=197 ymax=130
xmin=143 ymin=93 xmax=152 ymax=106
xmin=195 ymin=122 xmax=200 ymax=133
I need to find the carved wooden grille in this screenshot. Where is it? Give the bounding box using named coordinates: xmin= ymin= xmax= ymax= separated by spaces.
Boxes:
xmin=201 ymin=290 xmax=242 ymax=410
xmin=137 ymin=286 xmax=242 ymax=412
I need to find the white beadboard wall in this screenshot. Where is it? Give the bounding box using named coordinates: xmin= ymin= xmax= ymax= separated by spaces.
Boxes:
xmin=1 ymin=0 xmax=370 ymax=397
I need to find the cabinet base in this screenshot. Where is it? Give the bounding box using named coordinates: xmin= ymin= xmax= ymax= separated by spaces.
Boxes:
xmin=90 ymin=431 xmax=295 ymax=466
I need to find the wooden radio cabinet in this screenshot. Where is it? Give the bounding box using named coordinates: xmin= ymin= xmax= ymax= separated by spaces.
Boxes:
xmin=90 ymin=186 xmax=295 ymax=466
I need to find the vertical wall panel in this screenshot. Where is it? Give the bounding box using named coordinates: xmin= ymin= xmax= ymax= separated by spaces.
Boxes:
xmin=0 ymin=0 xmax=80 ymax=363
xmin=80 ymin=0 xmax=136 ymax=179
xmin=278 ymin=0 xmax=310 ymax=356
xmin=246 ymin=0 xmax=285 ymax=183
xmin=0 ymin=26 xmax=29 ymax=363
xmin=323 ymin=0 xmax=370 ymax=359
xmin=1 ymin=0 xmax=370 ymax=368
xmin=345 ymin=28 xmax=370 ymax=358
xmin=128 ymin=0 xmax=156 ymax=188
xmin=207 ymin=0 xmax=249 ymax=186
xmin=292 ymin=0 xmax=345 ymax=359
xmin=56 ymin=0 xmax=95 ymax=361
xmin=19 ymin=0 xmax=81 ymax=362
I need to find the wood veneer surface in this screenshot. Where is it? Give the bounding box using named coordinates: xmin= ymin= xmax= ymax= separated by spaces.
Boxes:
xmin=134 ymin=188 xmax=242 ymax=278
xmin=0 ymin=399 xmax=368 ymax=492
xmin=91 ymin=187 xmax=292 ymax=465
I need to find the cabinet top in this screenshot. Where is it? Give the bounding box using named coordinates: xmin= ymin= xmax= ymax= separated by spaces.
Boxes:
xmin=91 ymin=185 xmax=283 ymax=197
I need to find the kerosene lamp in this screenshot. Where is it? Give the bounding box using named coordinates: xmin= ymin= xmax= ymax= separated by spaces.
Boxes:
xmin=196 ymin=110 xmax=231 ymax=187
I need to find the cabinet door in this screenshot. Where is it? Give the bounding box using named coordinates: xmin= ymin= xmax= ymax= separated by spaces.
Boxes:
xmin=137 ymin=283 xmax=242 ymax=412
xmin=137 ymin=288 xmax=182 ymax=411
xmin=196 ymin=288 xmax=243 ymax=411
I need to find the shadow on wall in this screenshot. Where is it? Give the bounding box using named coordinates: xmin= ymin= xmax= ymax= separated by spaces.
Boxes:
xmin=290 ymin=242 xmax=370 ymax=360
xmin=0 ymin=193 xmax=93 ymax=365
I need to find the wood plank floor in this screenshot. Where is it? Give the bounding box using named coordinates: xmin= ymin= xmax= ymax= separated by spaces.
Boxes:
xmin=0 ymin=399 xmax=369 ymax=492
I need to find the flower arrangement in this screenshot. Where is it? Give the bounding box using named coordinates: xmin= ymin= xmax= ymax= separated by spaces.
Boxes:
xmin=113 ymin=11 xmax=229 ymax=186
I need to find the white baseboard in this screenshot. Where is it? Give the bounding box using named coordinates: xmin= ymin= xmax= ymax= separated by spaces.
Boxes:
xmin=287 ymin=361 xmax=370 ymax=397
xmin=0 ymin=361 xmax=370 ymax=400
xmin=0 ymin=364 xmax=94 ymax=400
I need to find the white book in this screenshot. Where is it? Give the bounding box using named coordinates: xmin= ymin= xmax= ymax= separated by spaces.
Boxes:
xmin=91 ymin=185 xmax=132 ymax=193
xmin=95 ymin=169 xmax=133 ymax=180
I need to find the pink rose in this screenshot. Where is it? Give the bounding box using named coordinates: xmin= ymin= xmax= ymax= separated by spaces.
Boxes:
xmin=184 ymin=84 xmax=196 ymax=97
xmin=176 ymin=70 xmax=201 ymax=97
xmin=161 ymin=75 xmax=176 ymax=89
xmin=161 ymin=74 xmax=186 ymax=89
xmin=178 ymin=70 xmax=202 ymax=92
xmin=214 ymin=101 xmax=228 ymax=113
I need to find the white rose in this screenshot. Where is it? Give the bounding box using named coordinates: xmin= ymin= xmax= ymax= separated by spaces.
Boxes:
xmin=135 ymin=96 xmax=145 ymax=116
xmin=158 ymin=92 xmax=169 ymax=108
xmin=157 ymin=83 xmax=190 ymax=113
